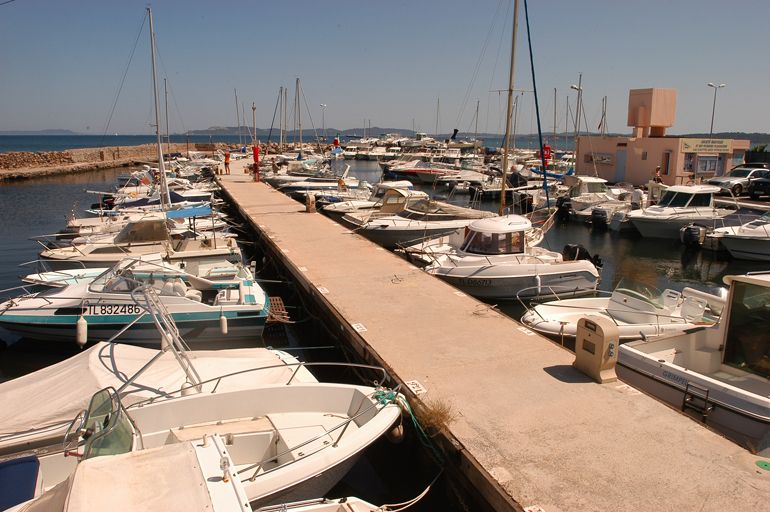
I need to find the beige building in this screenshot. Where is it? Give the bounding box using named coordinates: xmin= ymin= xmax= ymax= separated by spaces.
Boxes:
xmin=574 ymin=88 xmax=750 ymax=186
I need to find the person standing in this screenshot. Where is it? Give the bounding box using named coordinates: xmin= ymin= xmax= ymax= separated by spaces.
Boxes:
xmin=224 ymin=152 xmax=231 ymax=174
xmin=653 ymin=166 xmax=663 ymax=184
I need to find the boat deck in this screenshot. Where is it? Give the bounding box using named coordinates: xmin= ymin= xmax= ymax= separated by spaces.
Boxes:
xmin=217 ymin=160 xmax=770 ymax=512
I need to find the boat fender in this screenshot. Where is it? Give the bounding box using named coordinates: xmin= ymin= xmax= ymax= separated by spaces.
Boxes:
xmin=220 ymin=312 xmax=228 ymax=334
xmin=385 ymin=423 xmax=405 ymax=444
xmin=181 ymin=381 xmax=196 ymax=396
xmin=534 ymin=275 xmax=542 ymax=296
xmin=76 ymin=315 xmax=88 ymax=348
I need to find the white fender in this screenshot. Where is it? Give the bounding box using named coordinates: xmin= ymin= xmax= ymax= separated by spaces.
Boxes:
xmin=220 ymin=312 xmax=228 ymax=334
xmin=76 ymin=315 xmax=88 ymax=348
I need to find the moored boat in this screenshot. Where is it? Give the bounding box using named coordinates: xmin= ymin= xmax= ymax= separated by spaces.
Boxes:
xmin=617 ymin=271 xmax=770 ymax=455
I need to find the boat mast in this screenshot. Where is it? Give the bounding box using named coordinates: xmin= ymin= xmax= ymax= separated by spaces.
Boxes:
xmin=148 ymin=8 xmax=170 ymax=208
xmin=435 ymin=98 xmax=440 ymax=139
xmin=164 ymin=79 xmax=170 ymax=158
xmin=296 ymin=78 xmax=302 ymax=159
xmin=553 ymin=87 xmax=557 ymax=165
xmin=474 ymin=100 xmax=479 ymax=142
xmin=499 ymin=0 xmax=519 ymax=216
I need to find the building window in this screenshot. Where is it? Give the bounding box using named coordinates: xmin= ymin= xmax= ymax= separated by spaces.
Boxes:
xmin=585 ymin=154 xmax=612 ymax=165
xmin=697 ymin=155 xmax=718 ymax=174
xmin=642 ymin=152 xmax=648 ymax=160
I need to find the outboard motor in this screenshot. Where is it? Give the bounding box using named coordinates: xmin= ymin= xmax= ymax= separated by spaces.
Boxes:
xmin=590 ymin=208 xmax=609 ymax=228
xmin=556 ymin=196 xmax=571 ymax=220
xmin=562 ymin=243 xmax=603 ymax=268
xmin=680 ymin=224 xmax=707 ymax=247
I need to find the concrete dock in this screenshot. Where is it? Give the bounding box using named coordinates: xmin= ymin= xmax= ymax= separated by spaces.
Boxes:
xmin=218 ymin=159 xmax=770 ymax=511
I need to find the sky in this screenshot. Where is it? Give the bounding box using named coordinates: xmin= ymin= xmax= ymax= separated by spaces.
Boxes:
xmin=1 ymin=0 xmax=768 ymax=138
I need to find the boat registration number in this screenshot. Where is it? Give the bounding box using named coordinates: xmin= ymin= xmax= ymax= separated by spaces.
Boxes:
xmin=87 ymin=304 xmax=142 ymax=315
xmin=459 ymin=278 xmax=491 ymax=286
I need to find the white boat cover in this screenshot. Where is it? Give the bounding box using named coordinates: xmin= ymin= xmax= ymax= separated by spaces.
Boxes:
xmin=20 ymin=443 xmax=214 ymax=512
xmin=0 ymin=342 xmax=313 ymax=446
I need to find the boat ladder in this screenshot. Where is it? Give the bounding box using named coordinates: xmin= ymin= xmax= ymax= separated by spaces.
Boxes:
xmin=681 ymin=381 xmax=713 ymax=422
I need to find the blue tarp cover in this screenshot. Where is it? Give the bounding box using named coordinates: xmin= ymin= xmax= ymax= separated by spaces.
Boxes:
xmin=166 ymin=206 xmax=213 ymax=219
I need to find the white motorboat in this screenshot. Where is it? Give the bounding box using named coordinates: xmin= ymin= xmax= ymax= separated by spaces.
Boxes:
xmin=39 ymin=216 xmax=240 ymax=268
xmin=617 ymin=271 xmax=770 ymax=456
xmin=5 ymin=377 xmax=402 ymax=509
xmin=562 ymin=175 xmax=620 ymax=214
xmin=2 ymin=435 xmax=253 ymax=512
xmin=344 ymin=199 xmax=495 ymax=250
xmin=520 ymin=277 xmax=724 ymax=341
xmin=716 ymin=211 xmax=770 ymax=261
xmin=400 ymin=213 xmax=601 ymax=300
xmin=0 ymin=257 xmax=269 ymax=346
xmin=626 ymin=185 xmax=734 ymax=238
xmin=0 ymin=342 xmax=314 ymax=457
xmin=321 ymin=182 xmax=424 ymax=220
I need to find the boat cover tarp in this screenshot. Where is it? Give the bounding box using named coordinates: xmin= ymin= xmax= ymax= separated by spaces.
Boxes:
xmin=165 ymin=205 xmax=213 ymax=219
xmin=22 ymin=443 xmax=213 ymax=512
xmin=0 ymin=342 xmax=313 ymax=449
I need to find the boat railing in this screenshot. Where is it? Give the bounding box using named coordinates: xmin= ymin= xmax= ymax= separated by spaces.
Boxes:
xmin=520 ymin=291 xmax=720 ymax=327
xmin=125 ymin=361 xmax=394 ymax=409
xmin=239 ymin=383 xmax=402 ymax=482
xmin=516 ymin=286 xmax=608 ymax=313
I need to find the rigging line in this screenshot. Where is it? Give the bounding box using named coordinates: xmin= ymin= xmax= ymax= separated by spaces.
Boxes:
xmin=523 ymin=0 xmax=550 ymax=208
xmin=99 ymin=10 xmax=148 ymax=147
xmin=266 ymin=88 xmax=281 ymax=145
xmin=453 ymin=0 xmax=505 ymax=129
xmin=153 ymin=41 xmax=187 ymax=135
xmin=298 ymin=81 xmax=319 ymax=139
xmin=579 ymin=98 xmax=600 ymax=177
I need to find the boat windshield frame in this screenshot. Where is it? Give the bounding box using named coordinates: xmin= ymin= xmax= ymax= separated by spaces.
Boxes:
xmin=614 ymin=277 xmax=664 ymax=307
xmin=460 ymin=229 xmax=525 ymax=255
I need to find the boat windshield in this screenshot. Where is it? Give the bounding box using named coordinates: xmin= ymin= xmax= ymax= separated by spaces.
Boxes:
xmin=460 ymin=230 xmax=525 ymax=255
xmin=88 ymin=260 xmax=141 ymax=293
xmin=570 ymin=181 xmax=608 ymax=198
xmin=614 ymin=277 xmax=664 ymax=307
xmin=82 ymin=387 xmax=134 ymax=459
xmin=657 ymin=191 xmax=693 ymax=208
xmin=113 ymin=220 xmax=169 ymax=244
xmin=723 ymin=280 xmax=770 ymax=378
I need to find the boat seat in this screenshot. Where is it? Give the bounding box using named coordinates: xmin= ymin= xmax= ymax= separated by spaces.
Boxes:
xmin=0 ymin=456 xmax=41 ymax=510
xmin=681 ymin=296 xmax=708 ymax=323
xmin=661 ymin=289 xmax=682 ymax=309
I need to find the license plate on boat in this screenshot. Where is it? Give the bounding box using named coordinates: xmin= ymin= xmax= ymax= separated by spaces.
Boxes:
xmin=87 ymin=304 xmax=142 ymax=315
xmin=460 ymin=278 xmax=491 ymax=286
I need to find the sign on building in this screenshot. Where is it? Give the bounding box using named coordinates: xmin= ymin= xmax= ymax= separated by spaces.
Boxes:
xmin=680 ymin=138 xmax=733 ymax=154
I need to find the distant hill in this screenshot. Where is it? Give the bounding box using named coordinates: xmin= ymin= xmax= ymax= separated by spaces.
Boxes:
xmin=0 ymin=129 xmax=82 ymax=135
xmin=187 ymin=126 xmax=770 ymax=146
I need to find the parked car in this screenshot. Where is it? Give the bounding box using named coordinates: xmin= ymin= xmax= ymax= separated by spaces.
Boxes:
xmin=748 ymin=176 xmax=770 ymax=200
xmin=706 ymin=167 xmax=770 ymax=196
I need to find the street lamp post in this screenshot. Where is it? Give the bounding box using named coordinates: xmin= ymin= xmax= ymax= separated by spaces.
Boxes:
xmin=320 ymin=104 xmax=327 ymax=142
xmin=708 ymin=83 xmax=725 ymax=139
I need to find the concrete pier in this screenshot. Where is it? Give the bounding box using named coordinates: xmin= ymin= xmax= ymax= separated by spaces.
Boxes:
xmin=218 ymin=158 xmax=770 ymax=511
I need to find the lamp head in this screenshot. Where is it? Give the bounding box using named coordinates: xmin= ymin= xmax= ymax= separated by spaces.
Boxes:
xmin=570 ymin=85 xmax=580 ymax=91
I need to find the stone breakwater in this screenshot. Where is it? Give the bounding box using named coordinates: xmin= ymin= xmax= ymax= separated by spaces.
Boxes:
xmin=0 ymin=141 xmax=336 ymax=181
xmin=0 ymin=142 xmax=228 ymax=181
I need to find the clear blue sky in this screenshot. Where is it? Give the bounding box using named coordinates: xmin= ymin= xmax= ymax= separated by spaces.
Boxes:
xmin=1 ymin=0 xmax=768 ymax=138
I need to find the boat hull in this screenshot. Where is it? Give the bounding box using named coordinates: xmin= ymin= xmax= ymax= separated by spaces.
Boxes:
xmin=0 ymin=311 xmax=267 ymax=346
xmin=616 ymin=360 xmax=770 ymax=456
xmin=719 ymin=236 xmax=770 ymax=261
xmin=430 ymin=263 xmax=599 ymax=300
